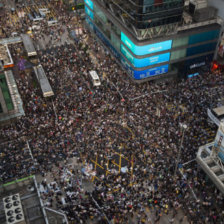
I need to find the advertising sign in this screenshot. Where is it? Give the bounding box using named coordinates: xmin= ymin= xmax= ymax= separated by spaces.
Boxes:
xmin=121 ymin=44 xmax=170 ymax=68
xmin=133 ymin=64 xmax=169 ymax=79
xmin=214 ymin=122 xmax=224 ymax=162
xmin=187 ymin=72 xmax=199 ymax=78
xmin=87 ymin=18 xmax=168 ymax=80
xmin=120 ymin=44 xmax=135 ymax=64
xmin=84 ymin=0 xmax=94 ymax=9
xmin=85 ymin=6 xmax=94 ymax=20
xmin=121 ymin=32 xmax=172 ymax=56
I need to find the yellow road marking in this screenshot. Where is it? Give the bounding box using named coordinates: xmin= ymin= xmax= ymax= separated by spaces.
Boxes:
xmin=119 ymin=153 xmax=122 ymax=173
xmin=207 ymin=139 xmax=214 ymax=142
xmin=124 ymin=125 xmax=135 ymax=139
xmin=111 ymin=160 xmax=119 ymax=167
xmin=102 ymin=72 xmax=107 ymax=80
xmin=113 ymin=188 xmax=120 ymax=193
xmin=106 ymin=159 xmax=109 ymax=176
xmin=91 ymin=154 xmax=98 ymax=181
xmin=131 ymin=155 xmax=134 ymax=177
xmin=112 ymin=150 xmax=129 ymax=161
xmin=34 ymin=5 xmax=39 ymax=11
xmin=26 ymin=6 xmax=30 ymax=13
xmin=91 ymin=158 xmax=104 ymax=170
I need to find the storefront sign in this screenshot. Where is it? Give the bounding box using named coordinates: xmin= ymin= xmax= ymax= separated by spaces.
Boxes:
xmin=190 ymin=61 xmax=205 ymax=69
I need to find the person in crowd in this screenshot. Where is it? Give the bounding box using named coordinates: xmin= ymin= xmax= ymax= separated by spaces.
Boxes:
xmin=0 ymin=1 xmax=224 ymax=223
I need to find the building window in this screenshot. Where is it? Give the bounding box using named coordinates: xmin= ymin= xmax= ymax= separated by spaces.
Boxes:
xmin=172 ymin=36 xmax=189 ymax=48
xmin=110 ymin=21 xmax=121 ymax=37
xmin=0 ymin=74 xmax=14 ymax=111
xmin=111 ymin=33 xmax=120 ymax=50
xmin=171 ymin=48 xmax=186 ymax=60
xmin=186 ymin=42 xmax=217 ymax=56
xmin=0 ymin=102 xmax=2 ymax=113
xmin=94 ymin=5 xmax=107 ymax=23
xmin=188 ymin=30 xmax=220 ymax=45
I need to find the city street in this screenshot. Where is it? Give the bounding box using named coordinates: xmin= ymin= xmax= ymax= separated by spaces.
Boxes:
xmin=0 ymin=0 xmax=224 ymax=224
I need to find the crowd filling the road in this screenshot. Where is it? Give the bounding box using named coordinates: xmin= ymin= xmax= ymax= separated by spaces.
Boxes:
xmin=0 ymin=1 xmax=224 ymax=224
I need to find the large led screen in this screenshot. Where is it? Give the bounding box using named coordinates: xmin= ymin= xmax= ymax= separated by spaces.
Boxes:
xmin=121 ymin=32 xmax=172 ymax=56
xmin=133 ymin=64 xmax=169 ymax=79
xmin=85 ymin=6 xmax=94 ymax=20
xmin=86 ymin=18 xmax=169 ymax=80
xmin=84 ymin=0 xmax=94 ymax=9
xmin=121 ymin=44 xmax=170 ymax=68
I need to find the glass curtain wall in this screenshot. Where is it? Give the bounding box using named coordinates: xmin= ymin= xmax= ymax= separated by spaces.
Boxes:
xmin=0 ymin=74 xmax=13 ymax=111
xmin=103 ymin=0 xmax=184 ymax=29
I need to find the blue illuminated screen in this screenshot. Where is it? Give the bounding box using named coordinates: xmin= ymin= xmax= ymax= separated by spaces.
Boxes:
xmin=121 ymin=32 xmax=172 ymax=56
xmin=187 ymin=72 xmax=199 ymax=78
xmin=133 ymin=64 xmax=169 ymax=79
xmin=86 ymin=18 xmax=169 ymax=80
xmin=84 ymin=0 xmax=94 ymax=9
xmin=121 ymin=44 xmax=170 ymax=68
xmin=85 ymin=6 xmax=94 ymax=20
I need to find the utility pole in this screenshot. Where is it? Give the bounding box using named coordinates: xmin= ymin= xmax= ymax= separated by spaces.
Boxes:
xmin=174 ymin=123 xmax=187 ymax=176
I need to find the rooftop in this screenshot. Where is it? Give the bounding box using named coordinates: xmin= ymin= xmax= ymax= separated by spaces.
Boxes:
xmin=92 ymin=0 xmax=224 ymax=40
xmin=0 ymin=176 xmax=67 ymax=224
xmin=0 ymin=70 xmax=24 ymax=123
xmin=0 ymin=45 xmax=13 ymax=67
xmin=0 ymin=176 xmax=47 ymax=224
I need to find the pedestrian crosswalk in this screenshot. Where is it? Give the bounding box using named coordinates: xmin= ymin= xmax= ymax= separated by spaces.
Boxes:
xmin=8 ymin=3 xmax=57 ymax=27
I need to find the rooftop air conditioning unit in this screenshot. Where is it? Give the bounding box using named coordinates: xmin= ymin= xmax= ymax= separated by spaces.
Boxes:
xmin=189 ymin=0 xmax=208 ymax=14
xmin=3 ymin=194 xmax=25 ymax=224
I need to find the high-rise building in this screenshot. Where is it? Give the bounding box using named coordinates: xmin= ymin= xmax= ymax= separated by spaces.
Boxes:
xmin=84 ymin=0 xmax=223 ymax=82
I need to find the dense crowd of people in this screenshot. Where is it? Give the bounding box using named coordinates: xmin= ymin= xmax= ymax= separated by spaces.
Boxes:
xmin=0 ymin=1 xmax=224 ymax=223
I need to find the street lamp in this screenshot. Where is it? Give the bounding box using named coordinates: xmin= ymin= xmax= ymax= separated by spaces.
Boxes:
xmin=174 ymin=123 xmax=188 ymax=176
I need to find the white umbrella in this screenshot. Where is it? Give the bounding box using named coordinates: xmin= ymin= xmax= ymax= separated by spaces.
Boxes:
xmin=121 ymin=167 xmax=128 ymax=173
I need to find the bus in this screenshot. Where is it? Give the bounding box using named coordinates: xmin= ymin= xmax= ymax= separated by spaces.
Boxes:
xmin=21 ymin=34 xmax=37 ymax=57
xmin=33 ymin=65 xmax=54 ymax=98
xmin=89 ymin=70 xmax=101 ymax=86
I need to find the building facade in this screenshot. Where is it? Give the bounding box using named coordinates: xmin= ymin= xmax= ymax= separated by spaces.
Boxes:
xmin=0 ymin=70 xmax=14 ymax=115
xmin=84 ymin=0 xmax=223 ymax=82
xmin=0 ymin=70 xmax=24 ymax=123
xmin=208 ymin=0 xmax=224 ymax=59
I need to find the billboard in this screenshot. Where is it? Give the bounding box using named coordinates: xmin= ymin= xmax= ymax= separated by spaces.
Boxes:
xmin=133 ymin=64 xmax=169 ymax=79
xmin=85 ymin=6 xmax=94 ymax=20
xmin=86 ymin=18 xmax=168 ymax=80
xmin=120 ymin=44 xmax=135 ymax=64
xmin=214 ymin=122 xmax=224 ymax=162
xmin=121 ymin=32 xmax=172 ymax=56
xmin=121 ymin=44 xmax=170 ymax=68
xmin=84 ymin=0 xmax=94 ymax=9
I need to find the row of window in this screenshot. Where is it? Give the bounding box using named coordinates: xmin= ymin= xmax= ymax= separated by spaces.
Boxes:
xmin=120 ymin=41 xmax=217 ymax=68
xmin=142 ymin=0 xmax=184 ymax=13
xmin=0 ymin=75 xmax=14 ymax=111
xmin=0 ymin=102 xmax=3 ymax=113
xmin=85 ymin=12 xmax=215 ymax=79
xmin=171 ymin=42 xmax=217 ymax=61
